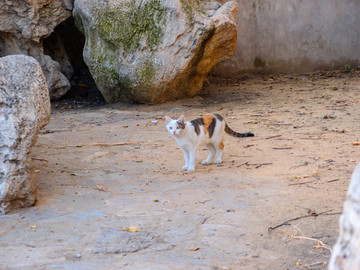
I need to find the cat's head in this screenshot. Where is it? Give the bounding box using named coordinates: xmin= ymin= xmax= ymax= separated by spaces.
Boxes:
xmin=165 ymin=115 xmax=186 ymax=136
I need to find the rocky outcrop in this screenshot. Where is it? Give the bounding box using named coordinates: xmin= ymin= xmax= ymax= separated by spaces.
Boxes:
xmin=0 ymin=0 xmax=73 ymax=99
xmin=73 ymin=0 xmax=238 ymax=104
xmin=0 ymin=55 xmax=51 ymax=214
xmin=329 ymin=163 xmax=360 ymax=269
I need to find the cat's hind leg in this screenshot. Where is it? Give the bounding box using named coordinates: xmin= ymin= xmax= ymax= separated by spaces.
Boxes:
xmin=214 ymin=141 xmax=224 ymax=164
xmin=202 ymin=143 xmax=216 ymax=165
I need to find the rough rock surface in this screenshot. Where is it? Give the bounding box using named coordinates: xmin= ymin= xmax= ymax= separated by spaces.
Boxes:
xmin=73 ymin=0 xmax=238 ymax=104
xmin=0 ymin=55 xmax=51 ymax=214
xmin=0 ymin=0 xmax=72 ymax=99
xmin=329 ymin=163 xmax=360 ymax=269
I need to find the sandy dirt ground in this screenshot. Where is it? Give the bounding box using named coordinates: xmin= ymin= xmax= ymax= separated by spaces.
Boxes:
xmin=1 ymin=71 xmax=360 ymax=269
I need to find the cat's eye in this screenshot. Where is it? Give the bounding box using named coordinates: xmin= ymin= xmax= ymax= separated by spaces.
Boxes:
xmin=176 ymin=126 xmax=181 ymax=129
xmin=169 ymin=127 xmax=173 ymax=130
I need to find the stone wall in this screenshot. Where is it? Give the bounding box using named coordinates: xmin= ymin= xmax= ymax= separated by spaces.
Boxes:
xmin=213 ymin=0 xmax=360 ymax=76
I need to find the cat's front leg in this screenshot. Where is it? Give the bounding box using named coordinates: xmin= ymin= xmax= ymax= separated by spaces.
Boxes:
xmin=187 ymin=149 xmax=196 ymax=172
xmin=181 ymin=148 xmax=190 ymax=171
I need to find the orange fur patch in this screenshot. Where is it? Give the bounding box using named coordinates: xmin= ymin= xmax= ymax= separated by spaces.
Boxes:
xmin=203 ymin=114 xmax=214 ymax=134
xmin=219 ymin=141 xmax=224 ymax=150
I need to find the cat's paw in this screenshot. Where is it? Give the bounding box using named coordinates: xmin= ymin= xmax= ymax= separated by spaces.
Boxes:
xmin=187 ymin=167 xmax=195 ymax=172
xmin=182 ymin=166 xmax=188 ymax=171
xmin=214 ymin=158 xmax=223 ymax=164
xmin=201 ymin=160 xmax=211 ymax=165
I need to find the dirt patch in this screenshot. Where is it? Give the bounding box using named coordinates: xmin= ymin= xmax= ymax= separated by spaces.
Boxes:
xmin=1 ymin=71 xmax=360 ymax=269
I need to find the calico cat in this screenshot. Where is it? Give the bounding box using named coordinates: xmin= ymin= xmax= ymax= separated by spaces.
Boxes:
xmin=165 ymin=113 xmax=254 ymax=172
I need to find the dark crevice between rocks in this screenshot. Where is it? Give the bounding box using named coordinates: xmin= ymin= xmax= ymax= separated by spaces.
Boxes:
xmin=43 ymin=16 xmax=106 ymax=110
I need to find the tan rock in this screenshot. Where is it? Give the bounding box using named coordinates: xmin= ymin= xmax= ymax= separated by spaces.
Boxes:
xmin=73 ymin=0 xmax=238 ymax=104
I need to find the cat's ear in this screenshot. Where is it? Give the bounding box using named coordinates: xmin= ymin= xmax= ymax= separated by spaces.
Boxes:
xmin=165 ymin=115 xmax=171 ymax=124
xmin=178 ymin=115 xmax=185 ymax=123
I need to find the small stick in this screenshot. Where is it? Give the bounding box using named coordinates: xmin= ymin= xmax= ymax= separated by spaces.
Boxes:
xmin=288 ymin=180 xmax=316 ymax=186
xmin=268 ymin=211 xmax=342 ymax=232
xmin=32 ymin=158 xmax=48 ymax=162
xmin=272 ymin=147 xmax=293 ymax=150
xmin=327 ymin=178 xmax=340 ymax=183
xmin=201 ymin=217 xmax=209 ymax=224
xmin=40 ymin=129 xmax=69 ymax=134
xmin=58 ymin=142 xmax=145 ymax=148
xmin=299 ymin=137 xmax=321 ymax=140
xmin=265 ymin=135 xmax=282 ymax=140
xmin=40 ymin=128 xmax=92 ymax=134
xmin=268 ymin=123 xmax=292 ymax=126
xmin=303 ymin=262 xmax=327 ymax=268
xmin=237 ymin=162 xmax=249 ymax=167
xmin=287 ymin=233 xmax=332 ymax=252
xmin=244 ymin=144 xmax=254 ymax=148
xmin=246 ymin=162 xmax=273 ymax=168
xmin=89 ymin=142 xmax=136 ymax=146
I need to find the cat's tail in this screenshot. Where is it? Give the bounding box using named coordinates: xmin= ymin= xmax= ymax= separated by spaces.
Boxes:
xmin=225 ymin=124 xmax=254 ymax=138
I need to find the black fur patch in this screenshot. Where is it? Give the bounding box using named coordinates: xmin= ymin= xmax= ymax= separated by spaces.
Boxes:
xmin=176 ymin=120 xmax=185 ymax=129
xmin=190 ymin=117 xmax=204 ymax=135
xmin=225 ymin=124 xmax=254 ymax=137
xmin=208 ymin=117 xmax=217 ymax=138
xmin=213 ymin=114 xmax=224 ymax=121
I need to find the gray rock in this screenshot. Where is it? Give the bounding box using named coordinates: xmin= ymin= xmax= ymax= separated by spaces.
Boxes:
xmin=0 ymin=0 xmax=72 ymax=100
xmin=329 ymin=163 xmax=360 ymax=269
xmin=0 ymin=55 xmax=51 ymax=214
xmin=73 ymin=0 xmax=238 ymax=104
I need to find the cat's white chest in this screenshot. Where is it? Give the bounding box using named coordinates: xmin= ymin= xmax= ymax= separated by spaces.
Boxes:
xmin=175 ymin=136 xmax=191 ymax=148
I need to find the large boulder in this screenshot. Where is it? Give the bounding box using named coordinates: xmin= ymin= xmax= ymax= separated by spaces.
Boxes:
xmin=73 ymin=0 xmax=238 ymax=104
xmin=0 ymin=0 xmax=73 ymax=99
xmin=329 ymin=163 xmax=360 ymax=269
xmin=0 ymin=55 xmax=51 ymax=214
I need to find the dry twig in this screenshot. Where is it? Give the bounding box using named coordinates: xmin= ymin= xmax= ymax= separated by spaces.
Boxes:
xmin=303 ymin=261 xmax=327 ymax=268
xmin=32 ymin=158 xmax=48 ymax=162
xmin=239 ymin=162 xmax=273 ymax=168
xmin=268 ymin=211 xmax=342 ymax=232
xmin=288 ymin=180 xmax=316 ymax=186
xmin=89 ymin=142 xmax=136 ymax=146
xmin=287 ymin=232 xmax=332 ymax=252
xmin=265 ymin=135 xmax=282 ymax=140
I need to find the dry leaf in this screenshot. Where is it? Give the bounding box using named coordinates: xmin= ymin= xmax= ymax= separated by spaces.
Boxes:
xmin=30 ymin=225 xmax=38 ymax=229
xmin=352 ymin=142 xmax=360 ymax=145
xmin=189 ymin=247 xmax=199 ymax=251
xmin=120 ymin=227 xmax=141 ymax=232
xmin=128 ymin=227 xmax=141 ymax=232
xmin=293 ymin=175 xmax=310 ymax=180
xmin=34 ymin=170 xmax=40 ymax=173
xmin=95 ymin=184 xmax=107 ymax=192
